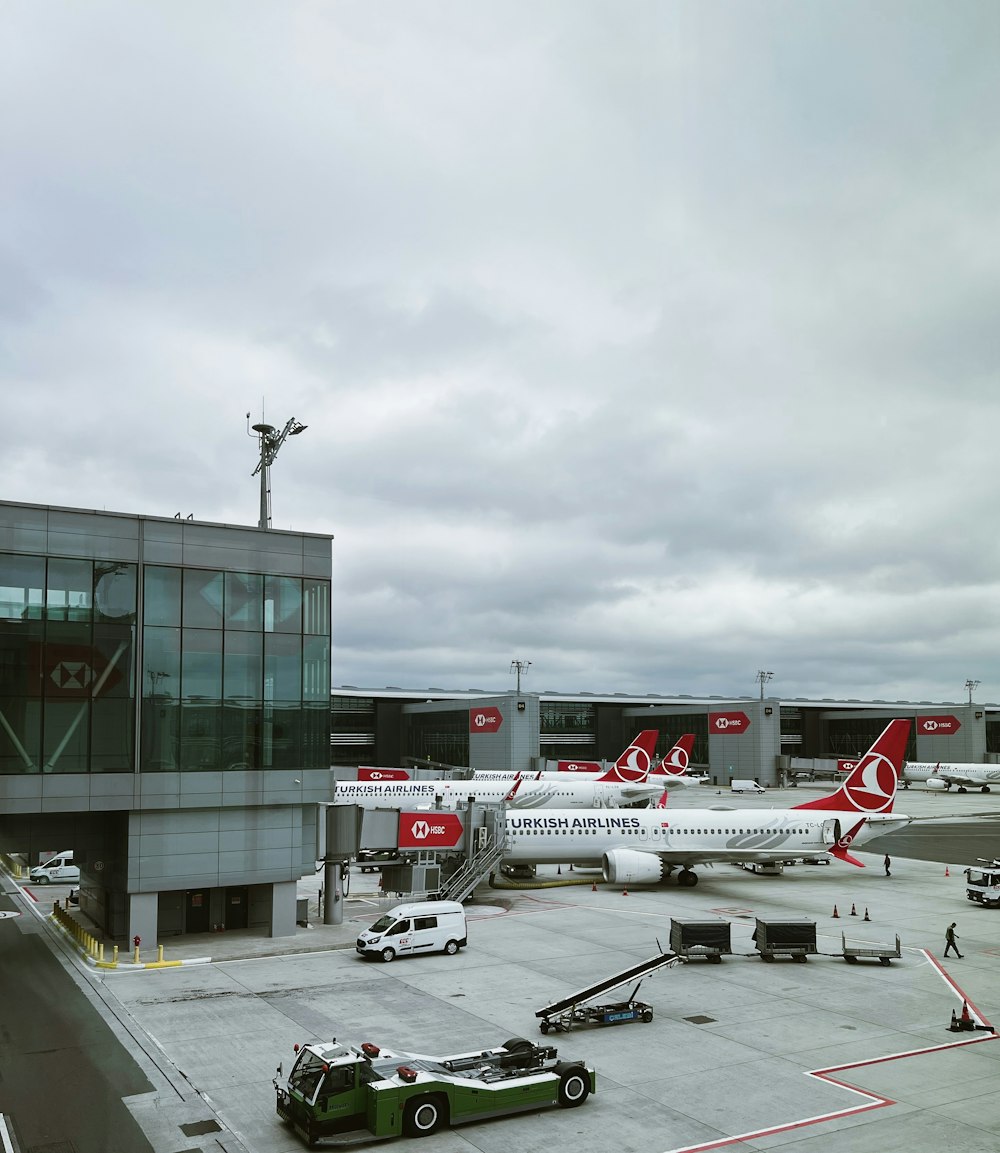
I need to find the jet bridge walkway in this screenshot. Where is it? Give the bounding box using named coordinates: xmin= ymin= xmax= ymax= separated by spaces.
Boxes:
xmin=535 ymin=949 xmax=680 ymax=1033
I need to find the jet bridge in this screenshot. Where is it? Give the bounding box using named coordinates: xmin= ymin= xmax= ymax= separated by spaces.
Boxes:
xmin=535 ymin=949 xmax=680 ymax=1033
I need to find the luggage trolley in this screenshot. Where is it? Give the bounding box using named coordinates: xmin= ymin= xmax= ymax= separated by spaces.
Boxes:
xmin=535 ymin=949 xmax=679 ymax=1033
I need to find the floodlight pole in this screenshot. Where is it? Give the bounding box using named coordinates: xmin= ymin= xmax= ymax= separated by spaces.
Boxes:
xmin=756 ymin=670 xmax=774 ymax=700
xmin=966 ymin=679 xmax=981 ymax=705
xmin=510 ymin=660 xmax=531 ymax=694
xmin=248 ymin=414 xmax=308 ymax=530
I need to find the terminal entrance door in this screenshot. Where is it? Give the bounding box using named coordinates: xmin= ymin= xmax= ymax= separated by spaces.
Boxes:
xmin=225 ymin=886 xmax=249 ymax=930
xmin=185 ymin=888 xmax=211 ymax=933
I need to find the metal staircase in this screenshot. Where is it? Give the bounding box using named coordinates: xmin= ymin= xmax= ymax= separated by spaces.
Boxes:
xmin=439 ymin=831 xmax=506 ymax=903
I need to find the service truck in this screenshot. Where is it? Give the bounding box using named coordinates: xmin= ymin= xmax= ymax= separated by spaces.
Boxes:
xmin=965 ymin=859 xmax=1000 ymax=908
xmin=275 ymin=1035 xmax=594 ymax=1146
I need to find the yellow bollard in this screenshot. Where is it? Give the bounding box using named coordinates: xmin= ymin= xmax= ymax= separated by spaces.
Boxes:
xmin=157 ymin=944 xmax=164 ymax=963
xmin=133 ymin=944 xmax=140 ymax=964
xmin=113 ymin=944 xmax=119 ymax=964
xmin=98 ymin=943 xmax=105 ymax=963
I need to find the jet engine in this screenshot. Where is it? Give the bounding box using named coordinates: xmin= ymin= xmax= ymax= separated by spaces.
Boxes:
xmin=925 ymin=777 xmax=949 ymax=790
xmin=602 ymin=849 xmax=666 ymax=885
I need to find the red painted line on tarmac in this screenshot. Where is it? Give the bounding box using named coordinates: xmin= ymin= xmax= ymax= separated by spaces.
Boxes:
xmin=660 ymin=950 xmax=998 ymax=1153
xmin=21 ymin=887 xmax=39 ymax=903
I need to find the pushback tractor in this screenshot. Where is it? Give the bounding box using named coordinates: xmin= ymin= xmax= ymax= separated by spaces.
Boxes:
xmin=275 ymin=1035 xmax=595 ymax=1146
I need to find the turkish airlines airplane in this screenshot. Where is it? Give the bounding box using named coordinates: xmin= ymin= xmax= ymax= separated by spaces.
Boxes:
xmin=500 ymin=719 xmax=912 ymax=887
xmin=902 ymin=760 xmax=1000 ymax=793
xmin=332 ymin=770 xmax=663 ymax=811
xmin=473 ymin=730 xmax=666 ymax=785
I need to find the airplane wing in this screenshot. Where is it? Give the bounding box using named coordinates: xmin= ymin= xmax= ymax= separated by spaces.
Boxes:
xmin=936 ymin=770 xmax=982 ymax=789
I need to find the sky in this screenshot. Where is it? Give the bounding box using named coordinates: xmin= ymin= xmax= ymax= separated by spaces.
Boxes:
xmin=3 ymin=3 xmax=1000 ymax=704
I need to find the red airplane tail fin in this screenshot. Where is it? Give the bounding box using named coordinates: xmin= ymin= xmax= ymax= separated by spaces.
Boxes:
xmin=794 ymin=719 xmax=910 ymax=814
xmin=651 ymin=734 xmax=696 ymax=777
xmin=596 ymin=729 xmax=659 ymax=783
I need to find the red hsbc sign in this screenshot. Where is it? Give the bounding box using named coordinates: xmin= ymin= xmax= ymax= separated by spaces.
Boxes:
xmin=917 ymin=715 xmax=961 ymax=735
xmin=556 ymin=759 xmax=603 ymax=773
xmin=837 ymin=759 xmax=858 ymax=774
xmin=470 ymin=706 xmax=503 ymax=733
xmin=709 ymin=711 xmax=751 ymax=734
xmin=358 ymin=767 xmax=410 ymax=781
xmin=398 ymin=812 xmax=464 ymax=849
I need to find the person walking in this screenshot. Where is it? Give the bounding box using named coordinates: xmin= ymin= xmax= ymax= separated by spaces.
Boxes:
xmin=944 ymin=922 xmax=963 ymax=958
xmin=884 ymin=854 xmax=891 ymax=877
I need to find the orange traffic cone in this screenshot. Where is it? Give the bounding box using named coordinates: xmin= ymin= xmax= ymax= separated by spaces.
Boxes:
xmin=622 ymin=887 xmax=629 ymax=897
xmin=945 ymin=865 xmax=950 ymax=877
xmin=850 ymin=903 xmax=857 ymax=916
xmin=591 ymin=881 xmax=597 ymax=892
xmin=961 ymin=1000 xmax=972 ymax=1024
xmin=832 ymin=904 xmax=840 ymax=918
xmin=863 ymin=907 xmax=871 ymax=922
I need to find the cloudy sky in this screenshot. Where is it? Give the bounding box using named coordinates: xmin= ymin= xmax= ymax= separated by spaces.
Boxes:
xmin=4 ymin=3 xmax=999 ymax=703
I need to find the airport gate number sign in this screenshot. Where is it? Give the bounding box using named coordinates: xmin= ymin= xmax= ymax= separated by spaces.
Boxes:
xmin=708 ymin=711 xmax=751 ymax=734
xmin=398 ymin=812 xmax=464 ymax=849
xmin=470 ymin=706 xmax=503 ymax=733
xmin=917 ymin=714 xmax=961 ymax=735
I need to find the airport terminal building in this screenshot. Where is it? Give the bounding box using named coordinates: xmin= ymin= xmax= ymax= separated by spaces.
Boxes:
xmin=0 ymin=500 xmax=332 ymax=945
xmin=4 ymin=497 xmax=999 ymax=946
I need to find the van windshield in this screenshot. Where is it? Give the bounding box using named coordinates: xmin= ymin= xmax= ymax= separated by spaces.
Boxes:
xmin=369 ymin=914 xmax=395 ymax=933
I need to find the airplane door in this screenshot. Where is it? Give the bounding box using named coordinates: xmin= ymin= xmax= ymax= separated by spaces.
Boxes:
xmin=821 ymin=819 xmax=841 ymax=846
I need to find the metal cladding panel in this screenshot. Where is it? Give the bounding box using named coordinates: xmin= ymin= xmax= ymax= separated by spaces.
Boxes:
xmin=468 ymin=694 xmax=540 ymax=773
xmin=915 ymin=706 xmax=985 ymax=764
xmin=325 ymin=803 xmax=362 ymax=857
xmin=708 ymin=703 xmax=782 ymax=786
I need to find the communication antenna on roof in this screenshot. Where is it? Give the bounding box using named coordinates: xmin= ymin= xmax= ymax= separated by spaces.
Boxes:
xmin=247 ymin=410 xmax=308 ymax=530
xmin=965 ymin=679 xmax=981 ymax=705
xmin=756 ymin=670 xmax=774 ymax=700
xmin=510 ymin=660 xmax=531 ymax=693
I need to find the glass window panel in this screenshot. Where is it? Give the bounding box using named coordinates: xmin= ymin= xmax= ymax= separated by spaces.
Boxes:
xmin=223 ymin=702 xmax=260 ymax=770
xmin=179 ymin=701 xmax=222 ymax=770
xmin=143 ymin=627 xmax=180 ymax=700
xmin=181 ymin=629 xmax=222 ymax=701
xmin=42 ymin=698 xmax=89 ymax=773
xmin=183 ymin=569 xmax=224 ymax=629
xmin=90 ymin=698 xmax=133 ymax=772
xmin=0 ymin=620 xmax=44 ymax=698
xmin=303 ymin=636 xmax=330 ymax=702
xmin=144 ymin=566 xmax=181 ymax=626
xmin=265 ymin=634 xmax=301 ymax=703
xmin=301 ymin=702 xmax=330 ymax=770
xmin=42 ymin=622 xmax=92 ymax=701
xmin=262 ymin=702 xmax=300 ymax=768
xmin=94 ymin=563 xmax=136 ymax=622
xmin=0 ymin=554 xmax=45 ymax=620
xmin=93 ymin=625 xmax=134 ymax=700
xmin=225 ymin=571 xmax=262 ymax=631
xmin=142 ymin=695 xmax=179 ymax=771
xmin=225 ymin=632 xmax=262 ymax=701
xmin=46 ymin=558 xmax=93 ymax=622
xmin=264 ymin=575 xmax=301 ymax=633
xmin=303 ymin=579 xmax=330 ymax=636
xmin=0 ymin=697 xmax=41 ymax=773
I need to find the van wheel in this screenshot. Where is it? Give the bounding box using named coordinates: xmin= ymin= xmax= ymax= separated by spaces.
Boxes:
xmin=380 ymin=947 xmax=396 ymax=963
xmin=557 ymin=1067 xmax=590 ymax=1107
xmin=444 ymin=940 xmax=459 ymax=955
xmin=38 ymin=876 xmax=51 ymax=885
xmin=403 ymin=1095 xmax=445 ymax=1137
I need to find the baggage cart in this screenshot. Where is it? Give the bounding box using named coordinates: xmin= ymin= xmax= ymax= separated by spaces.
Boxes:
xmin=752 ymin=917 xmax=817 ymax=962
xmin=841 ymin=931 xmax=901 ymax=965
xmin=669 ymin=918 xmax=732 ymax=963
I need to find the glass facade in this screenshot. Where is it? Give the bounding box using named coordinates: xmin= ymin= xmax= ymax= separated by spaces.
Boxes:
xmin=0 ymin=551 xmax=330 ymax=774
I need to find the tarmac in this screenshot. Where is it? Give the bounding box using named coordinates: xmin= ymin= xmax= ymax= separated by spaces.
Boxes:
xmin=7 ymin=783 xmax=1000 ymax=1153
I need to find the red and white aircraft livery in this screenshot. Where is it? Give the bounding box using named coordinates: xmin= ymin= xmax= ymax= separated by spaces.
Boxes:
xmin=902 ymin=760 xmax=1000 ymax=794
xmin=332 ymin=768 xmax=663 ymax=811
xmin=500 ymin=719 xmax=912 ymax=887
xmin=475 ymin=730 xmax=696 ymax=786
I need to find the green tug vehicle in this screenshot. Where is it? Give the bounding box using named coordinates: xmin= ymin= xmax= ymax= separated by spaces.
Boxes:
xmin=275 ymin=1035 xmax=595 ymax=1146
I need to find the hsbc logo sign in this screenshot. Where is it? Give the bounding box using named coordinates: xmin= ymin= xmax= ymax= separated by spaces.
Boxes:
xmin=470 ymin=707 xmax=503 ymax=733
xmin=358 ymin=767 xmax=410 ymax=781
xmin=917 ymin=715 xmax=960 ymax=735
xmin=411 ymin=821 xmax=448 ymax=839
xmin=398 ymin=811 xmax=463 ymax=849
xmin=709 ymin=711 xmax=751 ymax=734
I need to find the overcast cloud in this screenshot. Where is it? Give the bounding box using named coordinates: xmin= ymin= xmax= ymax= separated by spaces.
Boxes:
xmin=4 ymin=3 xmax=1000 ymax=703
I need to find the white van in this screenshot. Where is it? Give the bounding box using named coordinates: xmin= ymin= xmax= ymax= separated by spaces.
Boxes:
xmin=29 ymin=851 xmax=80 ymax=885
xmin=356 ymin=900 xmax=467 ymax=962
xmin=730 ymin=780 xmax=765 ymax=794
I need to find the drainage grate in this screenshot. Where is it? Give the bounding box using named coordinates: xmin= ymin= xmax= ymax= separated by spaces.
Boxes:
xmin=684 ymin=1014 xmax=717 ymax=1025
xmin=28 ymin=1144 xmax=77 ymax=1153
xmin=180 ymin=1119 xmax=223 ymax=1136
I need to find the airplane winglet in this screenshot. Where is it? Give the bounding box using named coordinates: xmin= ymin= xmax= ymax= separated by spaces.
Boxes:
xmin=829 ymin=818 xmax=867 ymax=867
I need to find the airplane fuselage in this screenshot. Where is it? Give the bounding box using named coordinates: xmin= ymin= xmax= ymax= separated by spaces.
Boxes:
xmin=332 ymin=779 xmax=661 ymax=810
xmin=903 ymin=762 xmax=1000 ymax=792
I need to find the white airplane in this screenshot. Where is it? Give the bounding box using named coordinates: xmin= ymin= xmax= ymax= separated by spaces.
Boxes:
xmin=500 ymin=719 xmax=912 ymax=887
xmin=332 ymin=769 xmax=664 ymax=811
xmin=474 ymin=730 xmax=661 ymax=784
xmin=902 ymin=760 xmax=1000 ymax=793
